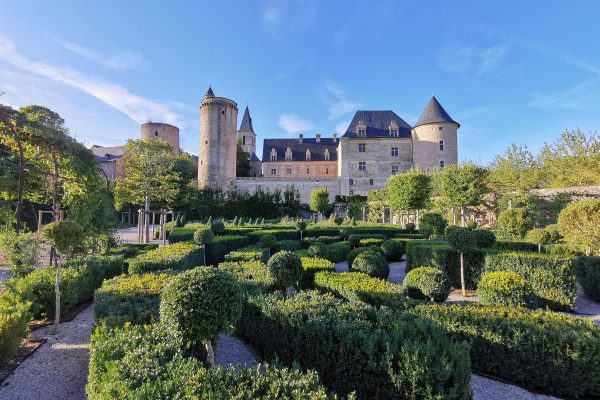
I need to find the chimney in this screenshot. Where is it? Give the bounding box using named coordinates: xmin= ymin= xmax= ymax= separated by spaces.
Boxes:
xmin=299 ymin=133 xmax=303 ymax=143
xmin=316 ymin=133 xmax=321 ymax=143
xmin=332 ymin=133 xmax=337 ymax=142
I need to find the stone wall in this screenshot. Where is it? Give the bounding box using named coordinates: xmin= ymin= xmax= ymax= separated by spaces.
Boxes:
xmin=411 ymin=122 xmax=458 ymax=172
xmin=140 ymin=122 xmax=180 ymax=154
xmin=261 ymin=160 xmax=337 ymax=179
xmin=235 ymin=177 xmax=341 ymax=204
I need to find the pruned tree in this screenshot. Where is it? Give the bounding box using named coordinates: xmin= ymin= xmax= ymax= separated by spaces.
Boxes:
xmin=309 ymin=187 xmax=330 ymax=218
xmin=437 ymin=164 xmax=488 ymax=226
xmin=386 ymin=169 xmax=432 ymax=227
xmin=557 ymin=199 xmax=600 ymax=256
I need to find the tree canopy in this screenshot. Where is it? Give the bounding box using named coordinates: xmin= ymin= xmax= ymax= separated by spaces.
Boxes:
xmin=437 ymin=164 xmax=488 ymax=209
xmin=309 ymin=187 xmax=331 ymax=215
xmin=385 ymin=169 xmax=432 ymax=213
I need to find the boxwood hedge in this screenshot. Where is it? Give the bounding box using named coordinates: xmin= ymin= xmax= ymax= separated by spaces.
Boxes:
xmin=299 ymin=257 xmax=335 ymax=288
xmin=128 ymin=243 xmax=204 ymax=273
xmin=218 ymin=261 xmax=274 ymax=296
xmin=573 ymin=256 xmax=600 ymax=301
xmin=205 ymin=235 xmax=249 ymax=265
xmin=0 ymin=292 xmax=31 ymax=363
xmin=247 ymin=229 xmax=298 ymax=243
xmin=223 ymin=245 xmax=269 ymax=263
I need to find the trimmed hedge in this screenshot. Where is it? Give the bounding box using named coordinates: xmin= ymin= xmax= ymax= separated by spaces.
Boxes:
xmin=205 ymin=235 xmax=249 ymax=265
xmin=303 ymin=227 xmax=340 ymax=237
xmin=350 ymin=226 xmax=416 ymax=238
xmin=279 ymin=240 xmax=301 ymax=252
xmin=325 ymin=242 xmax=350 ymax=263
xmin=352 ymin=251 xmax=389 ymax=279
xmin=0 ymin=292 xmax=31 ymax=363
xmin=105 ymin=243 xmax=157 ymax=272
xmin=359 ymin=238 xmax=384 ymax=247
xmin=544 ymin=243 xmax=584 ymax=257
xmin=248 ymin=229 xmax=298 ymax=243
xmin=483 ymin=252 xmax=575 ymax=310
xmin=348 ymin=246 xmax=383 ymax=269
xmin=299 ymin=257 xmax=335 ymax=288
xmin=218 ymin=261 xmax=274 ymax=296
xmin=128 ymin=243 xmax=204 ymax=273
xmin=412 ymin=303 xmax=600 ymax=398
xmin=402 ymin=267 xmax=451 ymax=302
xmin=94 ymin=272 xmax=173 ymax=327
xmin=224 ymin=227 xmax=261 ymax=236
xmin=301 ymin=236 xmax=341 ymax=248
xmin=394 ymin=233 xmax=426 ymax=239
xmin=224 ymin=245 xmax=269 ymax=263
xmin=494 ymin=240 xmax=537 ymax=252
xmin=237 ymin=291 xmax=471 ymax=399
xmin=380 ymin=239 xmax=404 ymax=261
xmin=477 ymin=271 xmax=533 ymax=308
xmin=167 ymin=227 xmax=196 ymax=243
xmin=87 ymin=323 xmax=331 ymax=399
xmin=574 ymin=256 xmax=600 ymax=301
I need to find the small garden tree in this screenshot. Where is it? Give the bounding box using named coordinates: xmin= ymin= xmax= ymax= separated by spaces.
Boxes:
xmin=210 ymin=220 xmax=225 ymax=236
xmin=193 ymin=227 xmax=214 ymax=265
xmin=333 ymin=216 xmax=343 ymax=226
xmin=386 ymin=169 xmax=432 ymax=227
xmin=526 ymin=228 xmax=551 ymax=253
xmin=418 ymin=213 xmax=447 ymax=237
xmin=558 ymin=199 xmax=600 ymax=255
xmin=295 ymin=220 xmax=306 ymax=240
xmin=437 ymin=164 xmax=488 ymax=227
xmin=260 ymin=234 xmax=278 ymax=257
xmin=498 ymin=208 xmax=533 ymax=240
xmin=266 ymin=251 xmax=303 ymax=297
xmin=40 ymin=220 xmax=84 ymax=331
xmin=310 ymin=188 xmax=330 ymax=219
xmin=445 ymin=227 xmax=475 ymax=296
xmin=159 ymin=267 xmax=242 ymax=365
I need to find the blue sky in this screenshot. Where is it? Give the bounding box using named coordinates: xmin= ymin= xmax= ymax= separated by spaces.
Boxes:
xmin=1 ymin=0 xmax=599 ymax=163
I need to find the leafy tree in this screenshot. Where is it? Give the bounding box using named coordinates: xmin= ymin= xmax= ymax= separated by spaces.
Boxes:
xmin=260 ymin=234 xmax=277 ymax=257
xmin=446 ymin=227 xmax=476 ymax=296
xmin=295 ymin=220 xmax=306 ymax=240
xmin=367 ymin=189 xmax=386 ymax=223
xmin=193 ymin=227 xmax=214 ymax=265
xmin=498 ymin=208 xmax=533 ymax=240
xmin=309 ymin=187 xmax=330 ymax=217
xmin=236 ymin=141 xmax=251 ymax=177
xmin=266 ymin=251 xmax=303 ymax=296
xmin=347 ymin=198 xmax=365 ymax=221
xmin=437 ymin=164 xmax=488 ymax=226
xmin=386 ymin=169 xmax=432 ymax=226
xmin=486 ymin=144 xmax=542 ymax=192
xmin=557 ymin=199 xmax=600 ymax=255
xmin=526 ymin=229 xmax=551 ymax=253
xmin=419 ymin=212 xmax=447 ymax=237
xmin=0 ymin=230 xmax=41 ymax=278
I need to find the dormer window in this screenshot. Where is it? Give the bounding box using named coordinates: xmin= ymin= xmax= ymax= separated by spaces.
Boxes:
xmin=356 ymin=120 xmax=367 ymax=137
xmin=324 ymin=149 xmax=330 ymax=161
xmin=389 ymin=120 xmax=399 ymax=137
xmin=285 ymin=147 xmax=292 ymax=161
xmin=270 ymin=148 xmax=277 ymax=162
xmin=305 ymin=149 xmax=311 ymax=161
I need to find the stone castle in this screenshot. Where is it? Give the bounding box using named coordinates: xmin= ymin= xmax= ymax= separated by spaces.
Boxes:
xmin=92 ymin=86 xmax=459 ymax=203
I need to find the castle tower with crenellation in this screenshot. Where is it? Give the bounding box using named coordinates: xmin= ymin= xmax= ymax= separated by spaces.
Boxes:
xmin=198 ymin=86 xmax=238 ymax=190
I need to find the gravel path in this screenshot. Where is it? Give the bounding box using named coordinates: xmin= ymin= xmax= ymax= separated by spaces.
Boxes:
xmin=471 ymin=374 xmax=557 ymax=400
xmin=214 ymin=333 xmax=258 ymax=368
xmin=0 ymin=305 xmax=93 ymax=400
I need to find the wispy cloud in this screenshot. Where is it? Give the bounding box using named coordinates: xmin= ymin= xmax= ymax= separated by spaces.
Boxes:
xmin=318 ymin=81 xmax=361 ymax=120
xmin=437 ymin=44 xmax=508 ymax=77
xmin=335 ymin=120 xmax=350 ymax=135
xmin=0 ymin=32 xmax=184 ymax=127
xmin=278 ymin=113 xmax=314 ymax=133
xmin=51 ymin=36 xmax=145 ymax=71
xmin=261 ymin=0 xmax=318 ymax=36
xmin=529 ymin=77 xmax=600 ymax=110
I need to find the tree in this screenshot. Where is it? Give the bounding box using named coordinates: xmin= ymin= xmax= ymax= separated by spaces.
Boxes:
xmin=419 ymin=212 xmax=448 ymax=237
xmin=367 ymin=189 xmax=386 ymax=223
xmin=486 ymin=144 xmax=542 ymax=192
xmin=295 ymin=220 xmax=306 ymax=240
xmin=437 ymin=164 xmax=488 ymax=226
xmin=236 ymin=141 xmax=251 ymax=177
xmin=526 ymin=229 xmax=551 ymax=253
xmin=40 ymin=220 xmax=84 ymax=331
xmin=386 ymin=169 xmax=432 ymax=227
xmin=309 ymin=187 xmax=330 ymax=217
xmin=193 ymin=227 xmax=214 ymax=265
xmin=498 ymin=208 xmax=533 ymax=240
xmin=557 ymin=199 xmax=600 ymax=256
xmin=446 ymin=227 xmax=476 ymax=296
xmin=114 ymin=139 xmax=180 ymax=242
xmin=266 ymin=251 xmax=303 ymax=296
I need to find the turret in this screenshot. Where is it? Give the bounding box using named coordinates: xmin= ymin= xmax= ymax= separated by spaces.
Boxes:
xmin=237 ymin=106 xmax=256 ymax=155
xmin=140 ymin=122 xmax=180 ymax=154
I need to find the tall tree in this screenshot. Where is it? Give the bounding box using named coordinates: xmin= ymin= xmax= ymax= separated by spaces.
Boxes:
xmin=309 ymin=187 xmax=330 ymax=217
xmin=386 ymin=169 xmax=432 ymax=226
xmin=236 ymin=141 xmax=251 ymax=177
xmin=486 ymin=144 xmax=542 ymax=192
xmin=437 ymin=164 xmax=488 ymax=226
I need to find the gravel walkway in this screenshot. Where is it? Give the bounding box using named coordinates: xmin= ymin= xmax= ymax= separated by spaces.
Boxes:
xmin=471 ymin=374 xmax=557 ymax=400
xmin=214 ymin=333 xmax=257 ymax=368
xmin=0 ymin=305 xmax=93 ymax=400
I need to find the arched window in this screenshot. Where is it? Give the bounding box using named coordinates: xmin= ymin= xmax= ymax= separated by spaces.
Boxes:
xmin=242 ymin=135 xmax=246 ymax=145
xmin=305 ymin=149 xmax=311 ymax=161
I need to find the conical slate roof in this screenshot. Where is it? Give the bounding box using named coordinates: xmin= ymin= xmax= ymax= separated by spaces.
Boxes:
xmin=414 ymin=96 xmax=459 ymax=128
xmin=204 ymin=86 xmax=215 ymax=98
xmin=239 ymin=106 xmax=254 ymax=132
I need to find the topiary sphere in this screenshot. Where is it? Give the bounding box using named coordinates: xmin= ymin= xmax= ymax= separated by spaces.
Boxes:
xmin=477 ymin=271 xmax=533 ymax=308
xmin=473 ymin=229 xmax=496 ymax=249
xmin=526 ymin=229 xmax=551 ymax=246
xmin=446 ymin=227 xmax=476 ymax=252
xmin=40 ymin=220 xmax=84 ymax=257
xmin=339 ymin=228 xmax=352 ymax=240
xmin=466 ymin=220 xmax=478 ymax=231
xmin=210 ymin=220 xmax=225 ymax=236
xmin=544 ymin=224 xmax=561 ymax=243
xmin=348 ymin=246 xmax=384 ymax=269
xmin=333 ymin=216 xmax=344 ymax=226
xmin=380 ymin=239 xmax=403 ymax=261
xmin=419 ymin=213 xmax=448 ymax=237
xmin=308 ymin=242 xmax=329 ymax=259
xmin=348 ymin=234 xmax=361 ymax=248
xmin=403 ymin=267 xmax=451 ymax=302
xmin=295 ymin=221 xmax=307 ymax=231
xmin=352 ymin=251 xmax=389 ymax=279
xmin=266 ymin=250 xmax=303 ymax=289
xmin=260 ymin=234 xmax=277 ymax=249
xmin=444 ymin=225 xmax=461 ymax=237
xmin=193 ymin=227 xmax=214 ymax=246
xmin=405 ymin=223 xmax=416 ymax=233
xmin=159 ymin=267 xmax=242 ymax=357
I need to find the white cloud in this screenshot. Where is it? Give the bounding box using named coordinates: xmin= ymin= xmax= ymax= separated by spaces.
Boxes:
xmin=318 ymin=81 xmax=361 ymax=120
xmin=52 ymin=36 xmax=145 ymax=71
xmin=437 ymin=44 xmax=508 ymax=77
xmin=335 ymin=120 xmax=350 ymax=135
xmin=277 ymin=113 xmax=314 ymax=133
xmin=261 ymin=0 xmax=318 ymax=36
xmin=529 ymin=77 xmax=600 ymax=110
xmin=0 ymin=32 xmax=184 ymax=127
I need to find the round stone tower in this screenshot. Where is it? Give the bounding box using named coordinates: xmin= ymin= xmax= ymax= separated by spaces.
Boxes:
xmin=140 ymin=122 xmax=180 ymax=154
xmin=198 ymin=86 xmax=238 ymax=190
xmin=411 ymin=96 xmax=459 ymax=173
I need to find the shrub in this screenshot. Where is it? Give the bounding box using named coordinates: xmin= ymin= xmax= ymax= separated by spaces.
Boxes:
xmin=380 ymin=239 xmax=404 ymax=261
xmin=248 ymin=229 xmax=298 ymax=243
xmin=259 ymin=234 xmax=277 ymax=249
xmin=446 ymin=227 xmax=476 ymax=295
xmin=129 ymin=243 xmax=204 ymax=273
xmin=266 ymin=251 xmax=303 ymax=290
xmin=573 ymin=256 xmax=600 ymax=301
xmin=494 ymin=240 xmax=538 ymax=252
xmin=333 ymin=216 xmax=343 ymax=226
xmin=403 ymin=267 xmax=451 ymax=302
xmin=394 ymin=233 xmax=426 ymax=239
xmin=237 ymin=291 xmax=471 ymax=399
xmin=160 ymin=267 xmax=242 ymax=359
xmin=483 ymin=252 xmax=575 ymax=310
xmin=558 ymin=199 xmax=600 ymax=255
xmin=218 ymin=261 xmax=274 ymax=296
xmin=473 ymin=228 xmax=496 ymax=248
xmin=307 ymin=242 xmax=328 ymax=259
xmin=525 ymin=228 xmax=551 ymax=253
xmin=544 ymin=223 xmax=561 ymax=243
xmin=348 ymin=234 xmax=360 ymax=247
xmin=348 ymin=245 xmax=383 ymax=269
xmin=40 ymin=220 xmax=84 ymax=258
xmin=419 ymin=213 xmax=448 ymax=237
xmin=498 ymin=208 xmax=533 ymax=240
xmin=301 ymin=236 xmax=341 ymax=248
xmin=193 ymin=227 xmax=214 ymax=245
xmin=0 ymin=292 xmax=31 ymax=363
xmin=0 ymin=230 xmax=41 ymax=278
xmin=466 ymin=220 xmax=478 ymax=230
xmin=210 ymin=220 xmax=225 ymax=235
xmin=352 ymin=251 xmax=389 ymax=279
xmin=477 ymin=271 xmax=533 ymax=308
xmin=325 ymin=242 xmax=350 ymax=263
xmin=224 ymin=245 xmax=269 ymax=264
xmin=412 ymin=303 xmax=600 ymax=398
xmin=299 ymin=257 xmax=335 ymax=288
xmin=544 ymin=243 xmax=583 ymax=257
xmin=405 ymin=222 xmax=416 ymax=232
xmin=444 ymin=225 xmax=460 ymax=236
xmin=164 ymin=227 xmax=196 ymax=243
xmin=205 ymin=235 xmax=249 ymax=265
xmin=359 ymin=238 xmax=384 ymax=247
xmin=94 ymin=272 xmax=173 ymax=326
xmin=278 ymin=240 xmax=301 ymax=252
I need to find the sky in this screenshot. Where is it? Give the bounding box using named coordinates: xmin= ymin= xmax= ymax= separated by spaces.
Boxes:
xmin=1 ymin=0 xmax=599 ymax=163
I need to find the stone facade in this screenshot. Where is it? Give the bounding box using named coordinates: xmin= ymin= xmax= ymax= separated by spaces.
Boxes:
xmin=411 ymin=122 xmax=458 ymax=173
xmin=263 ymin=160 xmax=337 ymax=179
xmin=140 ymin=122 xmax=180 ymax=154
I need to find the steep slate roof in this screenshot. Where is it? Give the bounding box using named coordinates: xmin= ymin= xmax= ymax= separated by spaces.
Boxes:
xmin=342 ymin=111 xmax=412 ymax=138
xmin=91 ymin=145 xmax=125 ymax=162
xmin=239 ymin=106 xmax=254 ymax=132
xmin=250 ymin=152 xmax=260 ymax=162
xmin=262 ymin=138 xmax=338 ymax=162
xmin=204 ymin=86 xmax=215 ymax=98
xmin=414 ymin=96 xmax=459 ymax=128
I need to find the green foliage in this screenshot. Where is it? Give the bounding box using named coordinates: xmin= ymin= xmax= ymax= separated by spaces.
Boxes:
xmin=237 ymin=291 xmax=471 ymax=399
xmin=0 ymin=230 xmax=41 ymax=278
xmin=525 ymin=228 xmax=550 ymax=251
xmin=308 ymin=242 xmax=328 ymax=259
xmin=164 ymin=227 xmax=196 ymax=243
xmin=543 ymin=243 xmax=583 ymax=257
xmin=418 ymin=212 xmax=447 ymax=237
xmin=248 ymin=229 xmax=298 ymax=243
xmin=477 ymin=271 xmax=533 ymax=308
xmin=309 ymin=187 xmax=331 ymax=214
xmin=436 ymin=163 xmax=488 ymax=209
xmin=466 ymin=220 xmax=477 ymax=230
xmin=259 ymin=234 xmax=277 ymax=249
xmin=557 ymin=199 xmax=600 ymax=255
xmin=573 ymin=256 xmax=600 ymax=301
xmin=325 ymin=242 xmax=350 ymax=263
xmin=544 ymin=223 xmax=561 ymax=243
xmin=486 ymin=143 xmax=542 ymax=192
xmin=348 ymin=245 xmax=383 ymax=269
xmin=218 ymin=261 xmax=274 ymax=296
xmin=412 ymin=303 xmax=600 ymax=398
xmin=40 ymin=220 xmax=84 ymax=258
xmin=299 ymin=257 xmax=335 ymax=288
xmin=359 ymin=238 xmax=384 ymax=247
xmin=205 ymin=235 xmax=249 ymax=265
xmin=385 ymin=168 xmax=432 ymax=213
xmin=403 ymin=267 xmax=451 ymax=302
xmin=333 ymin=216 xmax=343 ymax=226
xmin=473 ymin=229 xmax=496 ymax=248
xmin=367 ymin=189 xmax=387 ymax=223
xmin=446 ymin=227 xmax=476 ymax=252
xmin=193 ymin=227 xmax=214 ymax=246
xmin=224 ymin=245 xmax=269 ymax=264
xmin=347 ymin=234 xmax=360 ymax=247
xmin=278 ymin=240 xmax=301 ymax=252
xmin=444 ymin=224 xmax=460 ymax=236
xmin=94 ymin=272 xmax=173 ymax=327
xmin=352 ymin=250 xmax=389 ymax=279
xmin=0 ymin=292 xmax=31 ymax=363
xmin=235 ymin=140 xmax=251 ymax=177
xmin=210 ymin=220 xmax=225 ymax=235
xmin=380 ymin=239 xmax=404 ymax=261
xmin=498 ymin=208 xmax=533 ymax=240
xmin=128 ymin=243 xmax=204 ymax=274
xmin=405 ymin=222 xmax=416 ymax=232
xmin=266 ymin=251 xmax=303 ymax=289
xmin=483 ymin=252 xmax=575 ymax=310
xmin=494 ymin=240 xmax=538 ymax=252
xmin=160 ymin=267 xmax=242 ymax=356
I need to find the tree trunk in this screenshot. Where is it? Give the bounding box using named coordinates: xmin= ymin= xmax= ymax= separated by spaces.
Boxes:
xmin=204 ymin=341 xmax=214 ymax=366
xmin=452 ymin=208 xmax=456 ymax=225
xmin=144 ymin=195 xmax=150 ymax=243
xmin=460 ymin=251 xmax=466 ymax=297
xmin=53 ymin=255 xmax=62 ymax=333
xmin=460 ymin=206 xmax=465 ymax=227
xmin=416 ymin=209 xmax=420 ymax=229
xmin=538 ymin=243 xmax=542 ymax=253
